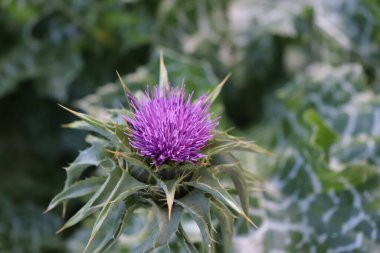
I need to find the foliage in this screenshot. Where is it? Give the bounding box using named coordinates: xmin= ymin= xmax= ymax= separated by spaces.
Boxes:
xmin=0 ymin=0 xmax=155 ymax=100
xmin=238 ymin=64 xmax=380 ymax=252
xmin=0 ymin=197 xmax=64 ymax=253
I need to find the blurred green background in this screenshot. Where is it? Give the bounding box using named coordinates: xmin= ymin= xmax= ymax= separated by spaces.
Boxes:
xmin=1 ymin=0 xmax=380 ymax=252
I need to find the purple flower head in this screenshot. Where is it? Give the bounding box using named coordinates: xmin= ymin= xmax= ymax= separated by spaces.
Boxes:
xmin=125 ymin=85 xmax=218 ymax=166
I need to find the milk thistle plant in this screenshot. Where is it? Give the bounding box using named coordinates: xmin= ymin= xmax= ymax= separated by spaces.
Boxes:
xmin=47 ymin=54 xmax=269 ymax=253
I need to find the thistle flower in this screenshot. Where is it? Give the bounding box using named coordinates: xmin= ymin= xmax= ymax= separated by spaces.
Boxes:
xmin=49 ymin=55 xmax=268 ymax=253
xmin=126 ymin=86 xmax=218 ymax=166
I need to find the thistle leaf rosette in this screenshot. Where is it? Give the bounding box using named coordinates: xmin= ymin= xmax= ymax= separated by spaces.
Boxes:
xmin=47 ymin=54 xmax=269 ymax=253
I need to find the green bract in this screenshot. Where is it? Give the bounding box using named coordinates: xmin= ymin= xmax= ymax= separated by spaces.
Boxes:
xmin=47 ymin=54 xmax=269 ymax=253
